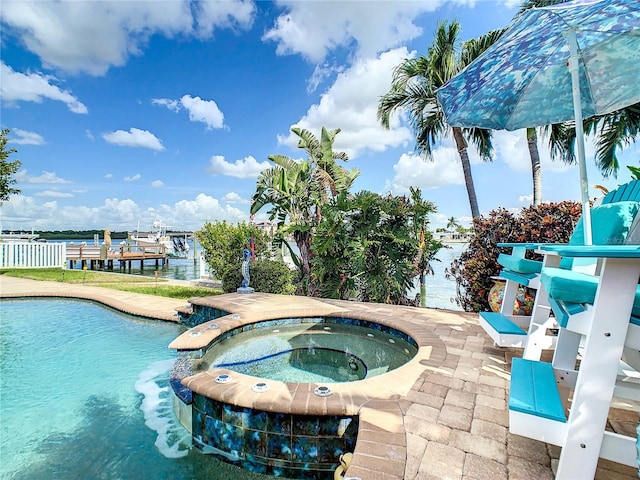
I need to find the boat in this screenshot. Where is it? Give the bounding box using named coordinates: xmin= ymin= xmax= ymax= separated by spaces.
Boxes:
xmin=130 ymin=221 xmax=190 ymax=258
xmin=0 ymin=230 xmax=41 ymax=242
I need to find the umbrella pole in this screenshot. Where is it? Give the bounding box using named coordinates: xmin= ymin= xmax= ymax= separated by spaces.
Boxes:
xmin=568 ymin=28 xmax=592 ymax=245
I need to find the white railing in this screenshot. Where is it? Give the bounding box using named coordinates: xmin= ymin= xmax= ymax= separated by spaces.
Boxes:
xmin=0 ymin=242 xmax=66 ymax=268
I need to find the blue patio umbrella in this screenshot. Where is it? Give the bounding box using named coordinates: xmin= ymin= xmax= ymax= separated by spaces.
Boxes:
xmin=437 ymin=0 xmax=640 ymax=244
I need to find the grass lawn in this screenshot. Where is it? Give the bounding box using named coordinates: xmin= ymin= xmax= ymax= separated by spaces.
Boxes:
xmin=0 ymin=268 xmax=222 ymax=299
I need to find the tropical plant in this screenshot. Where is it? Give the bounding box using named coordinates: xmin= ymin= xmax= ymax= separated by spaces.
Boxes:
xmin=250 ymin=127 xmax=359 ymax=290
xmin=448 ymin=201 xmax=581 ymax=311
xmin=0 ymin=129 xmax=21 ymax=202
xmin=312 ymin=188 xmax=444 ymax=305
xmin=378 ymin=22 xmax=503 ymax=218
xmin=195 ymin=221 xmax=269 ymax=282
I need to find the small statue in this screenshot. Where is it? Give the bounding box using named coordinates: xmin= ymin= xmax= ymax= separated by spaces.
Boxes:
xmin=241 ymin=247 xmax=252 ymax=288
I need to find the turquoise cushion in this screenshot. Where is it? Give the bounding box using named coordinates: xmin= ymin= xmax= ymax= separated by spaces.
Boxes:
xmin=497 ymin=253 xmax=542 ymax=274
xmin=560 ymin=201 xmax=640 ymax=269
xmin=542 ymin=267 xmax=640 ymax=317
xmin=541 ymin=267 xmax=599 ymax=304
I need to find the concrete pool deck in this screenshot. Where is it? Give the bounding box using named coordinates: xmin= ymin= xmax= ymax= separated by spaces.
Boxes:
xmin=1 ymin=275 xmax=637 ymax=480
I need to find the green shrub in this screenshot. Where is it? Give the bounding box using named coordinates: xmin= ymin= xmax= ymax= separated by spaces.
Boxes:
xmin=221 ymin=259 xmax=295 ymax=295
xmin=448 ymin=201 xmax=581 ymax=312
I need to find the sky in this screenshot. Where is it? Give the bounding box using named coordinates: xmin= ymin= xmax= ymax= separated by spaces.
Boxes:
xmin=1 ymin=0 xmax=638 ymax=233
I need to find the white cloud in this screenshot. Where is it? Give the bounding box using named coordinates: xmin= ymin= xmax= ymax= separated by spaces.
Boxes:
xmin=307 ymin=61 xmax=343 ymax=93
xmin=0 ymin=193 xmax=246 ymax=231
xmin=151 ymin=180 xmax=164 ymax=188
xmin=0 ymin=62 xmax=88 ymax=113
xmin=180 ymin=95 xmax=225 ymax=130
xmin=35 ymin=190 xmax=73 ymax=198
xmin=9 ymin=128 xmax=45 ymax=145
xmin=0 ymin=1 xmax=254 ymax=76
xmin=151 ymin=98 xmax=181 ymax=112
xmin=153 ymin=95 xmax=225 ymax=130
xmin=493 ymin=130 xmax=575 ymax=174
xmin=263 ymin=1 xmax=440 ymax=62
xmin=222 ymin=192 xmax=250 ymax=204
xmin=104 ymin=173 xmax=113 ymax=179
xmin=279 ymin=48 xmax=415 ymax=158
xmin=124 ymin=174 xmax=142 ymax=182
xmin=195 ymin=0 xmax=255 ymax=37
xmin=102 ymin=128 xmax=164 ymax=151
xmin=519 ymin=194 xmax=534 ymax=203
xmin=15 ymin=169 xmax=71 ymax=184
xmin=385 ymin=148 xmax=465 ymax=194
xmin=205 ymin=155 xmax=270 ymax=178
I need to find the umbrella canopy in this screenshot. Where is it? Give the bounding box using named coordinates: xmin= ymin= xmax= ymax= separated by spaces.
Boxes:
xmin=437 ymin=0 xmax=640 ymax=243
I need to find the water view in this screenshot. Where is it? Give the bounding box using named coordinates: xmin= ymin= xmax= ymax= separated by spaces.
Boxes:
xmin=0 ymin=299 xmax=278 ymax=480
xmin=58 ymin=238 xmax=466 ymax=311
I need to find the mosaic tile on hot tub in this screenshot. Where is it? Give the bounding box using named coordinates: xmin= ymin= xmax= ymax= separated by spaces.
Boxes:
xmin=318 ymin=415 xmax=355 ymax=436
xmin=317 ymin=437 xmax=343 ymax=464
xmin=243 ymin=429 xmax=268 ymax=457
xmin=193 ymin=410 xmax=204 ymax=436
xmin=244 ymin=408 xmax=268 ymax=431
xmin=293 ymin=415 xmax=320 ymax=436
xmin=267 ymin=411 xmax=292 ymax=434
xmin=222 ymin=422 xmax=244 ymax=452
xmin=222 ymin=403 xmax=247 ymax=426
xmin=292 ymin=435 xmax=319 ymax=463
xmin=267 ymin=432 xmax=292 ymax=461
xmin=205 ymin=416 xmax=223 ymax=447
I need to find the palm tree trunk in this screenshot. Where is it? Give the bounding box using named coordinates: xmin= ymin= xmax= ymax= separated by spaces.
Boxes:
xmin=294 ymin=231 xmax=312 ymax=280
xmin=452 ymin=127 xmax=480 ymax=218
xmin=527 ymin=127 xmax=542 ymax=207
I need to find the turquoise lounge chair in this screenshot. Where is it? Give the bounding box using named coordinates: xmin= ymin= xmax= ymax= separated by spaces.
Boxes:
xmin=479 ymin=180 xmax=640 ymax=358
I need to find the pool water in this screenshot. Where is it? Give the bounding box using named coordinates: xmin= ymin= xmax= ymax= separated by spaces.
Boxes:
xmin=203 ymin=322 xmax=417 ymax=383
xmin=0 ymin=299 xmax=280 ymax=480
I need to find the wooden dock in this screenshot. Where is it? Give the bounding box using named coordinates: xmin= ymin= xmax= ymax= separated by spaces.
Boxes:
xmin=66 ymin=243 xmax=168 ymax=270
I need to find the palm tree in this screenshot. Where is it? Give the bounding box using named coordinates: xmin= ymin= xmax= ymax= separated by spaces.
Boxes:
xmin=378 ymin=21 xmax=502 ymax=219
xmin=446 ymin=216 xmax=460 ymax=232
xmin=251 ymin=127 xmax=359 ymax=286
xmin=567 ymin=103 xmax=640 ymax=177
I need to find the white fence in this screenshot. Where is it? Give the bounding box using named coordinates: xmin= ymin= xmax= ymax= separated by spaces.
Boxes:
xmin=0 ymin=242 xmax=66 ymax=268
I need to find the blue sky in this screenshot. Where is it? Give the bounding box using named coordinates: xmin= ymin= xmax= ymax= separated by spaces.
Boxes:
xmin=1 ymin=0 xmax=638 ymax=233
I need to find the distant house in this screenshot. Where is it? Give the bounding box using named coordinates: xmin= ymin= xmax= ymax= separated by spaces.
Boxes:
xmin=435 ymin=231 xmax=471 ymax=243
xmin=255 ymin=221 xmax=276 ymax=237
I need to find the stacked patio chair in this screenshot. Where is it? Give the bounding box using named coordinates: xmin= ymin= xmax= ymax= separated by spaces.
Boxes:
xmin=479 ymin=180 xmax=640 ymax=361
xmin=508 ymin=242 xmax=640 ymax=478
xmin=480 ymin=181 xmax=640 ymax=479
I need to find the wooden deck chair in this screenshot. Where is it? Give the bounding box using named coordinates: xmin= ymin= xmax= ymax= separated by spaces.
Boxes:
xmin=479 ymin=180 xmax=640 ymax=359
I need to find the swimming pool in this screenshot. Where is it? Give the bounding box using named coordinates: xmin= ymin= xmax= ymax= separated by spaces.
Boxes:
xmin=0 ymin=298 xmax=280 ymax=480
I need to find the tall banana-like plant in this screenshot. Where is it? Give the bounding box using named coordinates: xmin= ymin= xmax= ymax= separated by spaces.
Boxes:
xmin=251 ymin=127 xmax=359 ymax=289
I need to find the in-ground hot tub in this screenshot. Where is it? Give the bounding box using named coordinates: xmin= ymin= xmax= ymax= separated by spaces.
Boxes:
xmin=170 ymin=294 xmax=444 ymax=479
xmin=200 ymin=318 xmax=418 ymax=383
